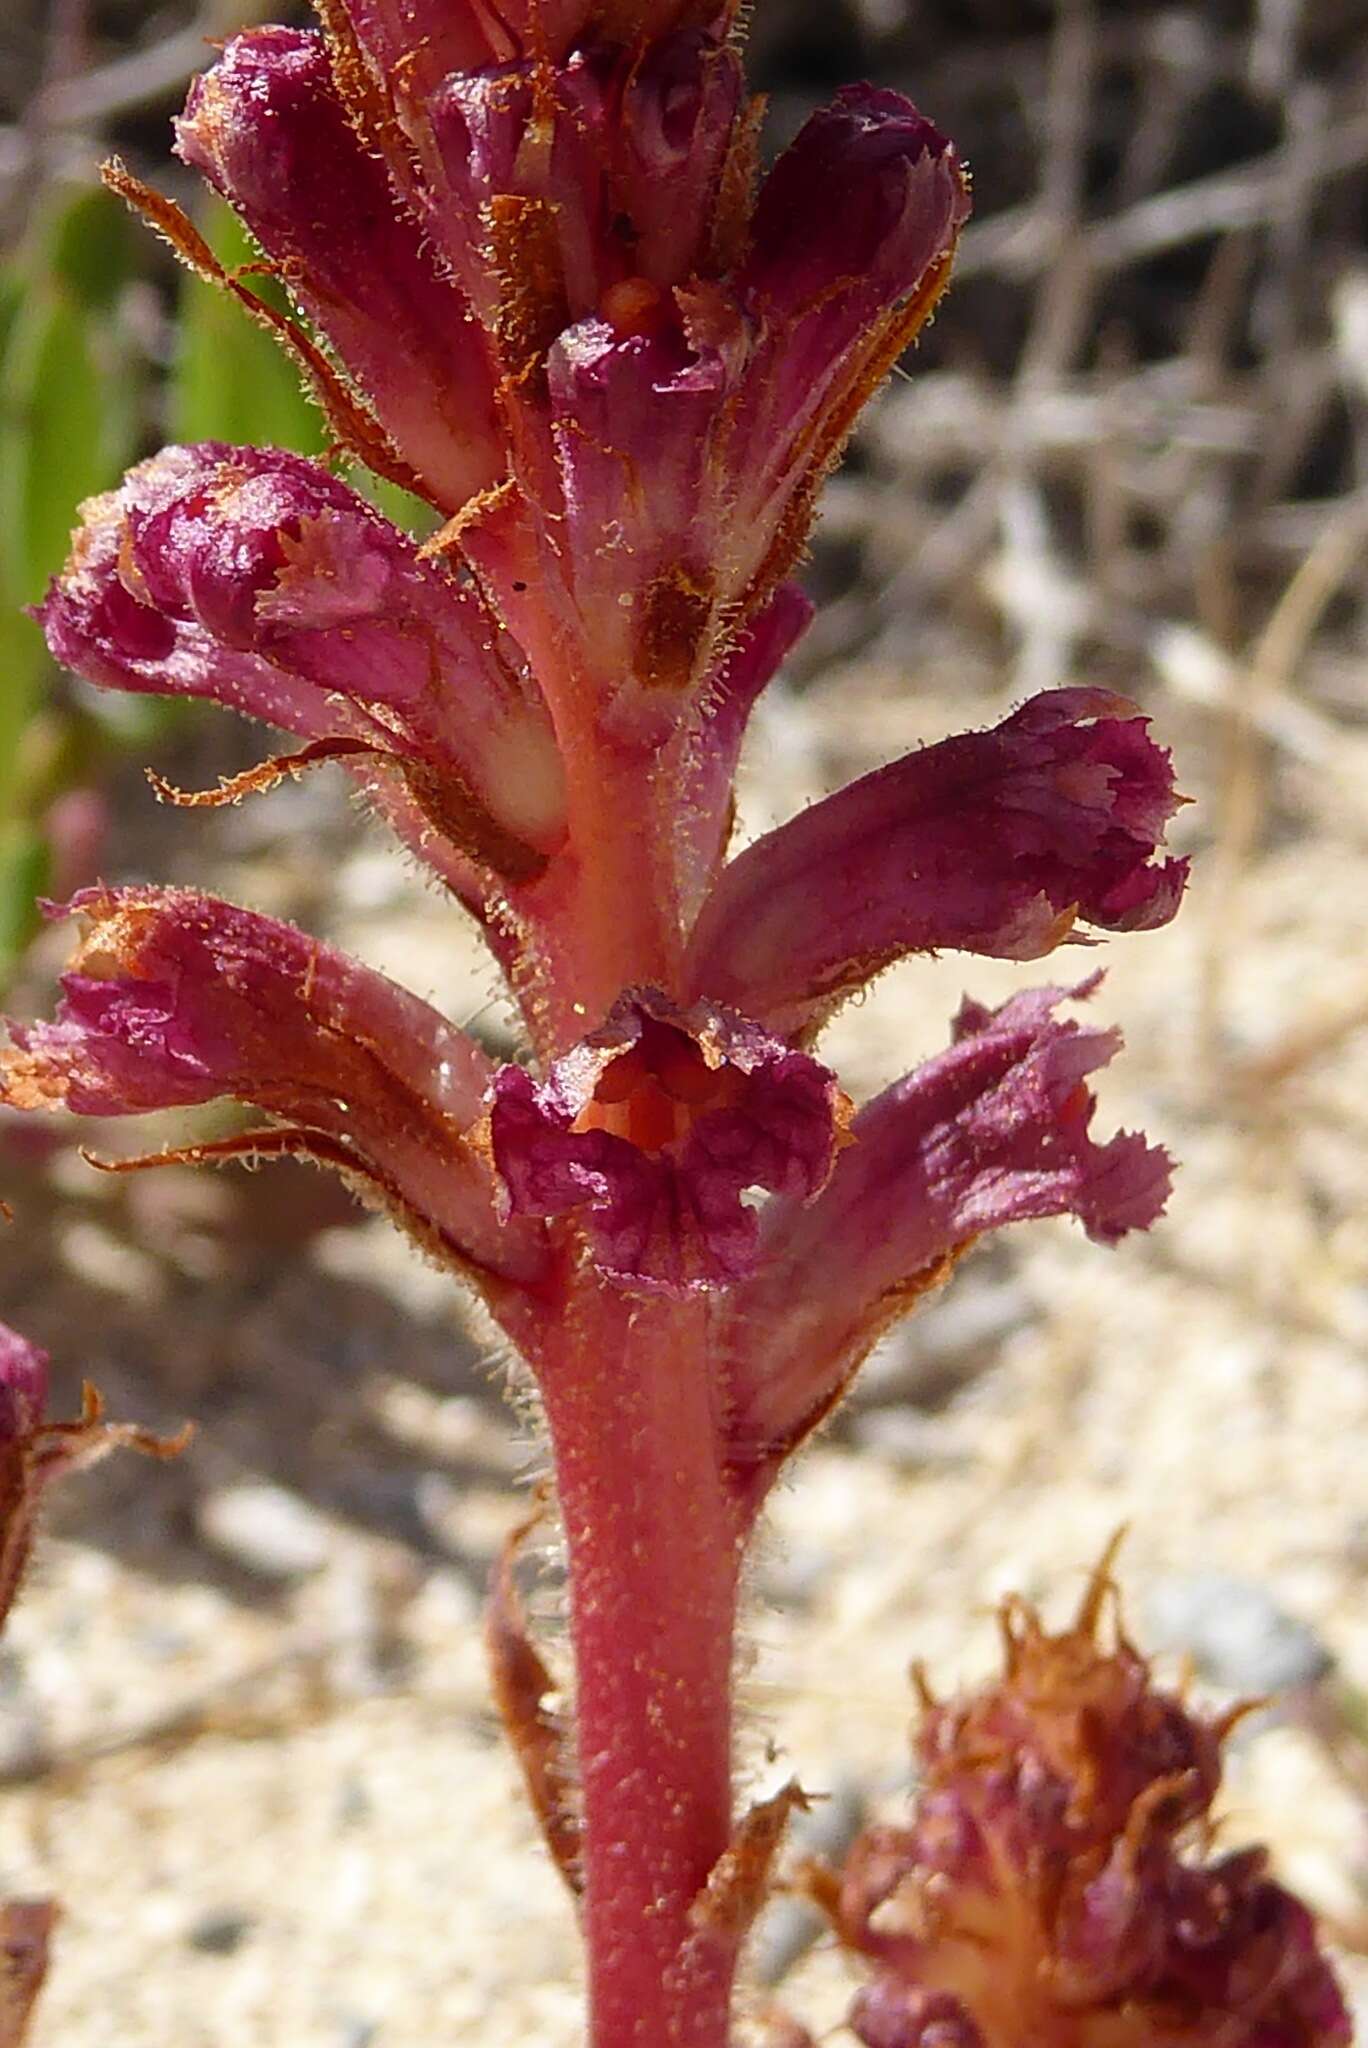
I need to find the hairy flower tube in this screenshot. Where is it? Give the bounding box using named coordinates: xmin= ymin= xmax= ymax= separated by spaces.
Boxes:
xmin=804 ymin=1564 xmax=1351 ymax=2048
xmin=2 ymin=4 xmax=1200 ymax=2043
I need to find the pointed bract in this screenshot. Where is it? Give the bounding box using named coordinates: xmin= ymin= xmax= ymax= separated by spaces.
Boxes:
xmin=673 ymin=581 xmax=814 ymax=920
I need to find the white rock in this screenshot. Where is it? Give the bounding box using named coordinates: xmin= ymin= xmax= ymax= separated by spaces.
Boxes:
xmin=198 ymin=1483 xmax=333 ymax=1581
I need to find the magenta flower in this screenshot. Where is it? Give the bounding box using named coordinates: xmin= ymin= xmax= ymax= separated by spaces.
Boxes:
xmin=40 ymin=445 xmax=567 ymax=900
xmin=720 ymin=978 xmax=1170 ymax=1481
xmin=4 ymin=887 xmax=545 ymax=1299
xmin=1 ymin=6 xmax=1224 ymax=2044
xmin=487 ymin=990 xmax=850 ymax=1291
xmin=175 ymin=26 xmax=504 ymax=512
xmin=687 ymin=688 xmax=1187 ymax=1036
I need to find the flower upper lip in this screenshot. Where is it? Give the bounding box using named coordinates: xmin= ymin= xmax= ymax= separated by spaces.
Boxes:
xmin=175 ymin=26 xmax=505 ymax=514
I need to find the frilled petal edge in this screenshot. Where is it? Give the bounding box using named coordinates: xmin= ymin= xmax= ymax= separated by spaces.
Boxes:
xmin=719 ymin=975 xmax=1169 ymax=1476
xmin=486 ymin=989 xmax=850 ymax=1294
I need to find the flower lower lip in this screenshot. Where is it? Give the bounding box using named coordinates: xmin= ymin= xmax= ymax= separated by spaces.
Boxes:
xmin=488 ymin=990 xmax=850 ymax=1293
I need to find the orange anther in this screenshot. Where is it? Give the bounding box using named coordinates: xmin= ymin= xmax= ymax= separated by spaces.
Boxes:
xmin=600 ymin=275 xmax=666 ymax=338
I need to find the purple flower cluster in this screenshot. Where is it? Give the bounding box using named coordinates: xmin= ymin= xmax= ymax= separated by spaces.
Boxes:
xmin=815 ymin=1575 xmax=1352 ymax=2048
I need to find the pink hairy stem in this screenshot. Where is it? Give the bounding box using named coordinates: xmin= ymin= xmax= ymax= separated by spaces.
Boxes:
xmin=490 ymin=771 xmax=756 ymax=2036
xmin=494 ymin=637 xmax=738 ymax=2033
xmin=537 ymin=1282 xmax=739 ymax=2048
xmin=556 ymin=720 xmax=685 ymax=1042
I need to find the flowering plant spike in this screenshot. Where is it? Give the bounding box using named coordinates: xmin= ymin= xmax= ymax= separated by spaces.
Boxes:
xmin=1 ymin=3 xmax=1215 ymax=2041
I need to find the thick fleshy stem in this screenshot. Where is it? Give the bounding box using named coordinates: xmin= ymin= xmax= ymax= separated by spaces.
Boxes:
xmin=535 ymin=1280 xmax=739 ymax=2048
xmin=485 ymin=630 xmax=813 ymax=2041
xmin=557 ymin=723 xmax=685 ymax=1041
